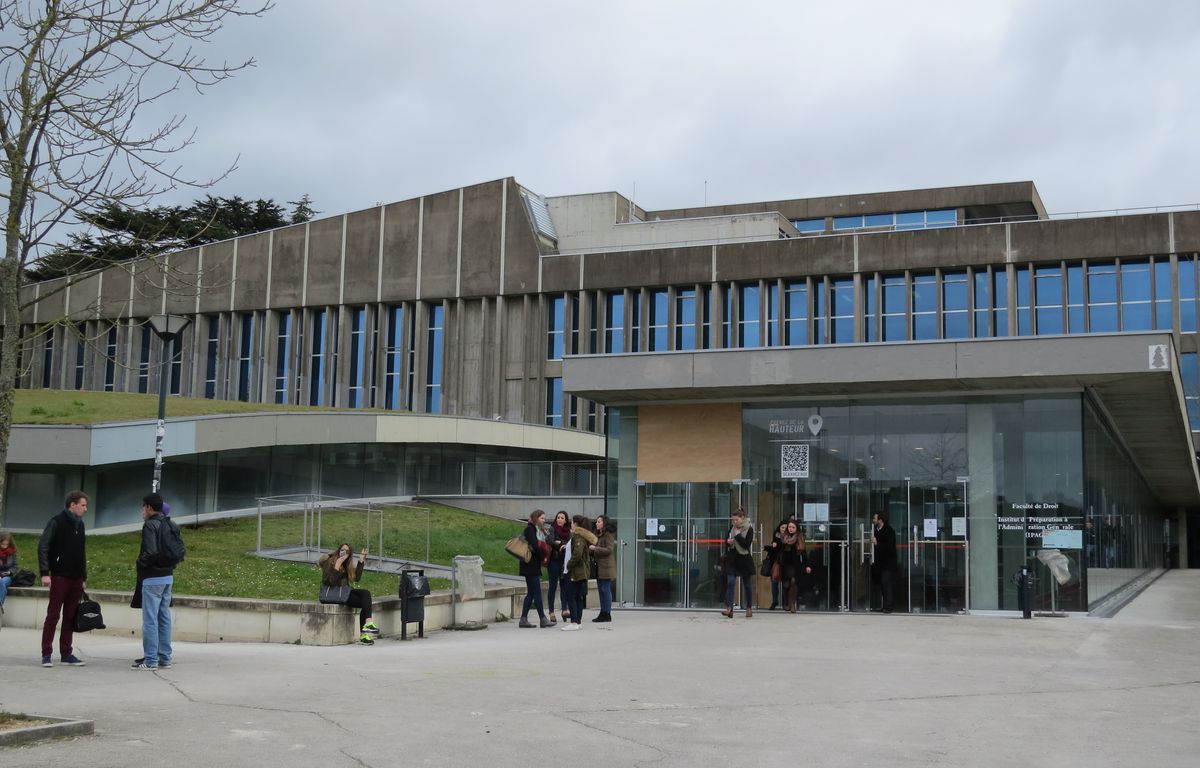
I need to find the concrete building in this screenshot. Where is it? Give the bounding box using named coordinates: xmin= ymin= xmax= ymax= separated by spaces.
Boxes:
xmin=9 ymin=177 xmax=1199 ymax=614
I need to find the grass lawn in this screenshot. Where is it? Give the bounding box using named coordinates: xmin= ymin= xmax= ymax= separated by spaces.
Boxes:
xmin=8 ymin=503 xmax=524 ymax=601
xmin=11 ymin=389 xmax=370 ymax=425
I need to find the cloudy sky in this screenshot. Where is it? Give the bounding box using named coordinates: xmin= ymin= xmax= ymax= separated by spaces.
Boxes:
xmin=157 ymin=0 xmax=1200 ymax=218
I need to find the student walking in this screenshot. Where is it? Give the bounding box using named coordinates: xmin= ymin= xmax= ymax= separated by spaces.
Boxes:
xmin=38 ymin=491 xmax=89 ymax=668
xmin=721 ymin=508 xmax=755 ymax=619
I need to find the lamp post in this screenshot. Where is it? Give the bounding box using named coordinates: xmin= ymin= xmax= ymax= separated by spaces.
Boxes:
xmin=148 ymin=314 xmax=191 ymax=493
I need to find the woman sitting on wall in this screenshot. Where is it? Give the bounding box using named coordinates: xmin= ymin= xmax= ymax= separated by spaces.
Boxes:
xmin=0 ymin=530 xmax=17 ymax=610
xmin=318 ymin=542 xmax=380 ymax=645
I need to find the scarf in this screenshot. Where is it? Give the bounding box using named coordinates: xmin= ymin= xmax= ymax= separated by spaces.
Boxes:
xmin=0 ymin=544 xmax=14 ymax=559
xmin=782 ymin=531 xmax=799 ymax=547
xmin=728 ymin=519 xmax=752 ymax=555
xmin=553 ymin=522 xmax=571 ymax=543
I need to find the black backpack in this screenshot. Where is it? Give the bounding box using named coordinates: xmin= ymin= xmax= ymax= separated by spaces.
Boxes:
xmin=158 ymin=518 xmax=186 ymax=568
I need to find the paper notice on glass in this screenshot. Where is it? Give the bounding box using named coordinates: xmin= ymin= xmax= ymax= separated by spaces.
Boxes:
xmin=645 ymin=517 xmax=658 ymax=537
xmin=804 ymin=503 xmax=829 ymax=522
xmin=923 ymin=518 xmax=938 ymax=538
xmin=951 ymin=517 xmax=966 ymax=536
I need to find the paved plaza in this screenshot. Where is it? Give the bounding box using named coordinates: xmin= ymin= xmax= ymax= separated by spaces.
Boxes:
xmin=2 ymin=572 xmax=1199 ymax=767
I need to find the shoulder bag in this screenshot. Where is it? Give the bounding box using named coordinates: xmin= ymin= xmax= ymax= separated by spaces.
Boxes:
xmin=319 ymin=584 xmax=351 ymax=604
xmin=504 ymin=534 xmax=532 ymax=563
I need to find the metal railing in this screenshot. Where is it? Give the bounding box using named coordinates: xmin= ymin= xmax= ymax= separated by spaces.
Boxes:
xmin=255 ymin=494 xmax=431 ymax=564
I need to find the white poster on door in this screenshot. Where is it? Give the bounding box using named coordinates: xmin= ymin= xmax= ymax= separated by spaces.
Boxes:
xmin=951 ymin=517 xmax=966 ymax=536
xmin=803 ymin=503 xmax=829 ymax=522
xmin=923 ymin=518 xmax=938 ymax=538
xmin=645 ymin=517 xmax=658 ymax=537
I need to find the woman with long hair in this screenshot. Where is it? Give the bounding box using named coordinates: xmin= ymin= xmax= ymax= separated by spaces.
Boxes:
xmin=721 ymin=508 xmax=755 ymax=619
xmin=590 ymin=515 xmax=616 ymax=623
xmin=563 ymin=514 xmax=597 ymax=630
xmin=318 ymin=542 xmax=379 ymax=644
xmin=778 ymin=520 xmax=812 ymax=613
xmin=518 ymin=510 xmax=552 ymax=628
xmin=763 ymin=521 xmax=787 ymax=610
xmin=0 ymin=530 xmax=17 ymax=609
xmin=546 ymin=511 xmax=571 ymax=624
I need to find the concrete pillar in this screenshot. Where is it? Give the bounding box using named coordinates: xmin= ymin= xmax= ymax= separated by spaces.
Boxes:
xmin=967 ymin=403 xmax=999 ymax=610
xmin=615 ymin=407 xmax=640 ymax=605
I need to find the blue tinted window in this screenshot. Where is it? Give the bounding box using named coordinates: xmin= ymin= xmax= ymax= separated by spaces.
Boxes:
xmin=545 ymin=377 xmax=563 ymax=427
xmin=426 ymin=304 xmax=444 ymax=413
xmin=547 ymin=296 xmax=565 ymax=360
xmin=1067 ymin=266 xmax=1085 ymax=334
xmin=815 ymin=286 xmax=827 ymax=344
xmin=792 ymin=218 xmax=824 ymax=233
xmin=739 ymin=284 xmax=760 ymax=347
xmin=1089 ymin=305 xmax=1118 ymax=333
xmin=649 ymin=288 xmax=668 ymax=351
xmin=701 ymin=287 xmax=713 ymax=348
xmin=767 ymin=283 xmax=781 ymax=346
xmin=630 ymin=292 xmax=641 ymax=352
xmin=834 ymin=215 xmax=863 ymax=230
xmin=1180 ymin=257 xmax=1197 ymax=333
xmin=973 ymin=271 xmax=991 ymax=337
xmin=1121 ymin=261 xmax=1151 ymax=301
xmin=785 ymin=281 xmax=808 ymax=345
xmin=1034 ymin=266 xmax=1063 ymax=335
xmin=1016 ymin=267 xmax=1032 ymax=336
xmin=864 ymin=276 xmax=878 ymax=342
xmin=1154 ymin=260 xmax=1172 ymax=331
xmin=912 ymin=274 xmax=936 ymax=340
xmin=943 ymin=312 xmax=969 ymax=339
xmin=676 ymin=288 xmax=697 ymax=351
xmin=994 ymin=270 xmax=1009 ymax=337
xmin=310 ymin=309 xmax=326 ymax=405
xmin=1088 ymin=263 xmax=1117 ymax=302
xmin=895 ymin=212 xmax=924 ymax=231
xmin=605 ymin=292 xmax=624 ymax=353
xmin=1122 ymin=302 xmax=1152 ymax=331
xmin=926 ymin=209 xmax=957 ymax=227
xmin=831 ymin=279 xmax=854 ymax=344
xmin=864 ymin=214 xmax=893 ymax=228
xmin=943 ymin=271 xmax=968 ymax=311
xmin=720 ymin=286 xmax=730 ymax=348
xmin=882 ymin=274 xmax=906 ymax=341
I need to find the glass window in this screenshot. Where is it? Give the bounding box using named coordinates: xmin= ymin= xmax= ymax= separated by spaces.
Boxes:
xmin=347 ymin=307 xmax=365 ymax=408
xmin=425 ymin=304 xmax=444 ymax=413
xmin=605 ymin=291 xmax=624 ymax=354
xmin=203 ymin=316 xmax=218 ymax=398
xmin=545 ymin=377 xmax=563 ymax=427
xmin=831 ymin=278 xmax=854 ymax=344
xmin=630 ymin=291 xmax=641 ymax=352
xmin=588 ymin=296 xmax=598 ymax=354
xmin=942 ymin=271 xmax=969 ymax=339
xmin=1067 ymin=265 xmax=1085 ymax=333
xmin=834 ymin=215 xmax=864 ymax=230
xmin=1183 ymin=352 xmax=1200 ymax=430
xmin=649 ymin=288 xmax=668 ymax=351
xmin=1016 ymin=266 xmax=1032 ymax=336
xmin=895 ymin=211 xmax=924 ymax=231
xmin=864 ymin=276 xmax=878 ymax=342
xmin=275 ymin=312 xmax=291 ymax=404
xmin=814 ymin=282 xmax=827 ymax=344
xmin=993 ymin=269 xmax=1009 ymax=337
xmin=882 ymin=274 xmax=907 ymax=341
xmin=138 ymin=323 xmax=152 ymax=394
xmin=973 ymin=271 xmax=991 ymax=337
xmin=792 ymin=218 xmax=824 ymax=233
xmin=864 ymin=213 xmax=893 ymax=228
xmin=676 ymin=288 xmax=697 ymax=351
xmin=547 ymin=296 xmax=564 ymax=360
xmin=1154 ymin=259 xmax=1172 ymax=331
xmin=701 ymin=286 xmax=713 ymax=349
xmin=41 ymin=329 xmax=54 ymax=388
xmin=384 ymin=306 xmax=403 ymax=409
xmin=785 ymin=280 xmax=808 ymax=346
xmin=767 ymin=283 xmax=781 ymax=346
xmin=1180 ymin=256 xmax=1198 ymax=333
xmin=1034 ymin=265 xmax=1063 ymax=335
xmin=926 ymin=209 xmax=957 ymax=227
xmin=1120 ymin=260 xmax=1152 ymax=331
xmin=912 ymin=273 xmax=937 ymax=340
xmin=73 ymin=327 xmax=85 ymax=390
xmin=1087 ymin=262 xmax=1118 ymax=332
xmin=738 ymin=283 xmax=760 ymax=348
xmin=309 ymin=309 xmax=326 ymax=406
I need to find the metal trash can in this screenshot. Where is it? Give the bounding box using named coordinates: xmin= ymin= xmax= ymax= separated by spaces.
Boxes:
xmin=399 ymin=569 xmax=431 ymax=640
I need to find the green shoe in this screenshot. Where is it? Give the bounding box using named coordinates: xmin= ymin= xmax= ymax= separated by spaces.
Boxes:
xmin=363 ymin=622 xmax=380 ymax=636
xmin=359 ymin=633 xmax=375 ymax=645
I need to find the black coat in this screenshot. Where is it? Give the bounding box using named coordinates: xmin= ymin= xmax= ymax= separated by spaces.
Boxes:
xmin=518 ymin=522 xmax=544 ymax=579
xmin=723 ymin=525 xmax=755 ymax=578
xmin=874 ymin=523 xmax=898 ymax=572
xmin=38 ymin=510 xmax=87 ymax=579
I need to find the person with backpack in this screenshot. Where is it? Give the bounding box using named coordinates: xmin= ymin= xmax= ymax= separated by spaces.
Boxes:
xmin=132 ymin=493 xmax=184 ymax=670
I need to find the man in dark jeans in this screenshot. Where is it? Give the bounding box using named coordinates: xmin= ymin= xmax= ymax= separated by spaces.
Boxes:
xmin=871 ymin=511 xmax=898 ymax=613
xmin=38 ymin=491 xmax=90 ymax=667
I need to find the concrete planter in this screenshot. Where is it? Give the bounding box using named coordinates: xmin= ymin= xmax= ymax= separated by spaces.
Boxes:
xmin=0 ymin=715 xmax=94 ymax=747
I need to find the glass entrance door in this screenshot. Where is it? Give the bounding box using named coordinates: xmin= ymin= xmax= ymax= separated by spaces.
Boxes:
xmin=908 ymin=482 xmax=970 ymax=613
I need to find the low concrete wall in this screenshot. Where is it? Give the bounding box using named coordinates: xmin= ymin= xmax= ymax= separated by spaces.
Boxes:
xmin=1 ymin=585 xmax=522 ymax=646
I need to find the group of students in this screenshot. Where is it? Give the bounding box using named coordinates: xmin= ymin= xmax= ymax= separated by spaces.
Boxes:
xmin=761 ymin=519 xmax=815 ymax=613
xmin=519 ymin=510 xmax=615 ymax=630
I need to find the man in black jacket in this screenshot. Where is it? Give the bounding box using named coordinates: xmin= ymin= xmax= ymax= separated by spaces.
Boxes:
xmin=38 ymin=491 xmax=89 ymax=668
xmin=132 ymin=493 xmax=178 ymax=670
xmin=871 ymin=511 xmax=898 ymax=613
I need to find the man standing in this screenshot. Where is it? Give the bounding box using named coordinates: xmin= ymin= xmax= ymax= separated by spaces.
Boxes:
xmin=871 ymin=511 xmax=898 ymax=613
xmin=133 ymin=493 xmax=178 ymax=670
xmin=38 ymin=491 xmax=89 ymax=668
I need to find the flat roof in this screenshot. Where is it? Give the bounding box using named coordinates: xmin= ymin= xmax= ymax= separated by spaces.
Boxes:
xmin=564 ymin=332 xmax=1200 ymax=507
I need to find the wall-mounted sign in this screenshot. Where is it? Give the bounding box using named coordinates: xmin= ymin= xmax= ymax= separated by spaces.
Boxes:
xmin=997 ymin=501 xmax=1081 ymax=547
xmin=951 ymin=517 xmax=966 ymax=537
xmin=781 ymin=443 xmax=809 ymax=478
xmin=645 ymin=518 xmax=659 ymax=537
xmin=923 ymin=519 xmax=938 ymax=538
xmin=1148 ymin=344 xmax=1169 ymax=371
xmin=768 ymin=414 xmax=825 ymax=436
xmin=803 ymin=503 xmax=829 ymax=522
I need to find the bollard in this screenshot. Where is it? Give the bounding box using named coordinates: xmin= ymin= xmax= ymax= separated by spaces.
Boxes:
xmin=1016 ymin=566 xmax=1032 ymax=619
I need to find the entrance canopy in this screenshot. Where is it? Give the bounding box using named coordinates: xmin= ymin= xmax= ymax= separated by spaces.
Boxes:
xmin=565 ymin=332 xmax=1200 ymax=507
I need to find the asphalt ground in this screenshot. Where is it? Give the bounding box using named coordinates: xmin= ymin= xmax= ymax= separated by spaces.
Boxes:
xmin=2 ymin=570 xmax=1199 ymax=767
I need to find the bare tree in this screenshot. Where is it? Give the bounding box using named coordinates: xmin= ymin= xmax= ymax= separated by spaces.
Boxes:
xmin=0 ymin=0 xmax=271 ymax=522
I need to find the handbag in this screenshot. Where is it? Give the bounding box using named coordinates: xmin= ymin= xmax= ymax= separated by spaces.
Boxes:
xmin=74 ymin=592 xmax=106 ymax=632
xmin=504 ymin=534 xmax=532 ymax=563
xmin=759 ymin=557 xmax=773 ymax=578
xmin=319 ymin=584 xmax=351 ymax=604
xmin=770 ymin=563 xmax=782 ymax=581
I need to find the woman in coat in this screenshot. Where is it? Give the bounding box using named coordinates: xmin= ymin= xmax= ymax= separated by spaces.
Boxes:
xmin=721 ymin=508 xmax=755 ymax=619
xmin=590 ymin=515 xmax=616 ymax=623
xmin=318 ymin=542 xmax=379 ymax=644
xmin=762 ymin=521 xmax=787 ymax=610
xmin=562 ymin=514 xmax=597 ymax=630
xmin=518 ymin=510 xmax=552 ymax=628
xmin=778 ymin=520 xmax=812 ymax=613
xmin=545 ymin=511 xmax=571 ymax=624
xmin=0 ymin=529 xmax=17 ymax=608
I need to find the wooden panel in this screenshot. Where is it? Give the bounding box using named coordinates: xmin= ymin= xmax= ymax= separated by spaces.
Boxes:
xmin=638 ymin=403 xmax=742 ymax=482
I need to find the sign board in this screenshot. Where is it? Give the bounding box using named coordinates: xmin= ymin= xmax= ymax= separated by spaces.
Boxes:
xmin=923 ymin=518 xmax=938 ymax=538
xmin=645 ymin=518 xmax=658 ymax=537
xmin=951 ymin=517 xmax=966 ymax=537
xmin=997 ymin=501 xmax=1081 ymax=546
xmin=803 ymin=503 xmax=829 ymax=522
xmin=781 ymin=443 xmax=809 ymax=479
xmin=1042 ymin=529 xmax=1083 ymax=549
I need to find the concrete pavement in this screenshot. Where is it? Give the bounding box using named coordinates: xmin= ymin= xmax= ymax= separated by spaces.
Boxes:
xmin=2 ymin=572 xmax=1199 ymax=767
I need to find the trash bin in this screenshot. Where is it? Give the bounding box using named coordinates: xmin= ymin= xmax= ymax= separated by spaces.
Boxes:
xmin=453 ymin=555 xmax=485 ymax=602
xmin=399 ymin=569 xmax=431 ymax=640
xmin=1013 ymin=566 xmax=1035 ymax=619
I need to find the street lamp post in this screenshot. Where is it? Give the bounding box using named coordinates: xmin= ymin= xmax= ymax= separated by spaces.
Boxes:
xmin=148 ymin=314 xmax=191 ymax=493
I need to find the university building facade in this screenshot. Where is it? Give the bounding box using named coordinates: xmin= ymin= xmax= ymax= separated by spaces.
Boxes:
xmin=11 ymin=178 xmax=1199 ymax=614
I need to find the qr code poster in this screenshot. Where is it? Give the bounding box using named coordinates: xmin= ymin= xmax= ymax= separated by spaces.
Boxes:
xmin=781 ymin=443 xmax=809 ymax=479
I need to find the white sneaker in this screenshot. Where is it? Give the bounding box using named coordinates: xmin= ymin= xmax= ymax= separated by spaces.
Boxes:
xmin=560 ymin=623 xmax=580 ymax=631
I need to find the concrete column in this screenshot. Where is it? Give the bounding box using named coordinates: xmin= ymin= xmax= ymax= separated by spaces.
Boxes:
xmin=615 ymin=407 xmax=640 ymax=606
xmin=967 ymin=402 xmax=999 ymax=610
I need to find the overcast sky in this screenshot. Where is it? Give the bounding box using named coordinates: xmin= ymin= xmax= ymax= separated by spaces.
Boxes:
xmin=155 ymin=0 xmax=1200 ymax=218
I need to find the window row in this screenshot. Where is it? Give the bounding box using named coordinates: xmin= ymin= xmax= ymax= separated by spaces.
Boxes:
xmin=791 ymin=208 xmax=957 ymax=235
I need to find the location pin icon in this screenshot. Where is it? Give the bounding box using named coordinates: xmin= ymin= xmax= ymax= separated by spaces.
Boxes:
xmin=808 ymin=414 xmax=823 ymax=436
